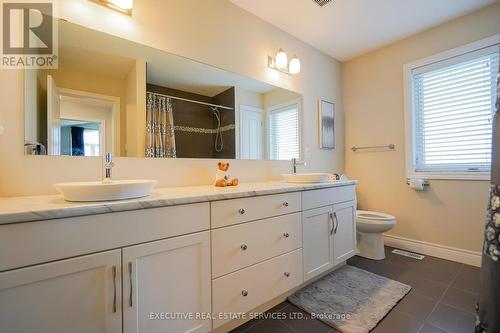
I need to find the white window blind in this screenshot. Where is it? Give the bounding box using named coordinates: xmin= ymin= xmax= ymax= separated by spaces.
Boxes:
xmin=269 ymin=104 xmax=299 ymax=160
xmin=412 ymin=46 xmax=499 ymax=174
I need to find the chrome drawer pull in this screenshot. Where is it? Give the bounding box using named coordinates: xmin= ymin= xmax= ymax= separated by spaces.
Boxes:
xmin=284 ymin=272 xmax=291 ymax=277
xmin=112 ymin=266 xmax=117 ymax=313
xmin=241 ymin=289 xmax=249 ymax=297
xmin=329 ymin=212 xmax=334 ymax=235
xmin=240 ymin=244 xmax=248 ymax=251
xmin=333 ymin=212 xmax=338 ymax=234
xmin=283 ymin=232 xmax=290 ymax=238
xmin=128 ymin=262 xmax=133 ymax=307
xmin=282 ymin=202 xmax=289 ymax=207
xmin=238 ymin=208 xmax=246 ymax=215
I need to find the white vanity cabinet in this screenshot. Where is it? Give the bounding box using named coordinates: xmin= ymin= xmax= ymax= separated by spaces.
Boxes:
xmin=302 ymin=185 xmax=357 ymax=282
xmin=0 ymin=202 xmax=211 ymax=333
xmin=122 ymin=231 xmax=212 ymax=333
xmin=0 ymin=249 xmax=122 ymax=333
xmin=332 ymin=200 xmax=357 ymax=265
xmin=0 ymin=182 xmax=358 ymax=333
xmin=210 ymin=193 xmax=305 ymax=329
xmin=302 ymin=206 xmax=335 ymax=281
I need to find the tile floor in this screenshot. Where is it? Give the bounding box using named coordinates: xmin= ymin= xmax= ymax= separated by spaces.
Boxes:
xmin=230 ymin=247 xmax=480 ymax=333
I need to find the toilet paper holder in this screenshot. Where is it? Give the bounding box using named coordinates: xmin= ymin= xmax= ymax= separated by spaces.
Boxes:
xmin=405 ymin=178 xmax=430 ymax=187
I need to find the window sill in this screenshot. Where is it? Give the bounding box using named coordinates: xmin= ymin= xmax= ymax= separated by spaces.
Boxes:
xmin=408 ymin=172 xmax=490 ymax=181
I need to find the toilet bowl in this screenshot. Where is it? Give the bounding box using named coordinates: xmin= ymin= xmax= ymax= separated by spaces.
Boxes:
xmin=356 ymin=210 xmax=396 ymax=260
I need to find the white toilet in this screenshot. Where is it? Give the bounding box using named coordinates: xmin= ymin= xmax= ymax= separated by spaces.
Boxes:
xmin=356 ymin=210 xmax=396 ymax=260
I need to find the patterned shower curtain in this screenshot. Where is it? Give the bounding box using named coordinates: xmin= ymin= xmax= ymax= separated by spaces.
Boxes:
xmin=476 ymin=68 xmax=500 ymax=332
xmin=145 ymin=92 xmax=176 ymax=158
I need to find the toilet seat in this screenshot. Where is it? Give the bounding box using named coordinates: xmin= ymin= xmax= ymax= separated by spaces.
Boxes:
xmin=357 ymin=210 xmax=395 ymax=223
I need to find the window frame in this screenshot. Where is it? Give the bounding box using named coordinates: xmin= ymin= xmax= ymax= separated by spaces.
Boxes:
xmin=266 ymin=98 xmax=303 ymax=161
xmin=404 ymin=35 xmax=500 ymax=181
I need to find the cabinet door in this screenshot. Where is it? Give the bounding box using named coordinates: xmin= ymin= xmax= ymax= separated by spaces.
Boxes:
xmin=0 ymin=250 xmax=121 ymax=333
xmin=302 ymin=206 xmax=334 ymax=281
xmin=123 ymin=231 xmax=211 ymax=333
xmin=333 ymin=200 xmax=357 ymax=265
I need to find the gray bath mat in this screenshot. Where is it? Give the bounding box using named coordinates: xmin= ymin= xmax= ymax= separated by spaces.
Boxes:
xmin=288 ymin=265 xmax=411 ymax=333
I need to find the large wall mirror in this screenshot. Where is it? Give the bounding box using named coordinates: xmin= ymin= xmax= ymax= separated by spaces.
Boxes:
xmin=24 ymin=20 xmax=302 ymax=161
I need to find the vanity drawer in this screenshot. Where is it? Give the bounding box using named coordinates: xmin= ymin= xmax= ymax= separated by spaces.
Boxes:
xmin=302 ymin=185 xmax=356 ymax=210
xmin=211 ymin=192 xmax=301 ymax=228
xmin=211 ymin=213 xmax=302 ymax=278
xmin=212 ymin=249 xmax=303 ymax=328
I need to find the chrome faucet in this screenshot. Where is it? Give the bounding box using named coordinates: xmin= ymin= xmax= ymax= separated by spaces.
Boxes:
xmin=291 ymin=158 xmax=306 ymax=174
xmin=104 ymin=152 xmax=114 ymax=182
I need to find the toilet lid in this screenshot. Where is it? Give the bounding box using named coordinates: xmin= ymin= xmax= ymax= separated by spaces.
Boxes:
xmin=357 ymin=210 xmax=395 ymax=221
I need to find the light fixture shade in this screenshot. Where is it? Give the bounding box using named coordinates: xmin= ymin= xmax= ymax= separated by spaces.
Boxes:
xmin=275 ymin=49 xmax=288 ymax=69
xmin=289 ymin=55 xmax=301 ymax=74
xmin=109 ymin=0 xmax=133 ymax=10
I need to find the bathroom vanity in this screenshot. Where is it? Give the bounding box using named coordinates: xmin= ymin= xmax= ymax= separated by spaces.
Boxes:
xmin=0 ymin=180 xmax=357 ymax=333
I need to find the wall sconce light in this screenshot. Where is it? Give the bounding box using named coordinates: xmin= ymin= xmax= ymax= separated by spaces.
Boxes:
xmin=90 ymin=0 xmax=133 ymax=15
xmin=268 ymin=49 xmax=301 ymax=75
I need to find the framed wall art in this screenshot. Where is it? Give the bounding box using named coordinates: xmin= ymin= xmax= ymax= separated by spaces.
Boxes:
xmin=318 ymin=100 xmax=335 ymax=149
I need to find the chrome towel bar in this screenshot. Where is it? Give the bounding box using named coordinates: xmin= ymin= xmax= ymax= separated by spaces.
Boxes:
xmin=351 ymin=144 xmax=395 ymax=152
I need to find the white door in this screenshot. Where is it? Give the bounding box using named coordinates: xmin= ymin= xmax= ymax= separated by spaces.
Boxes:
xmin=47 ymin=75 xmax=61 ymax=155
xmin=239 ymin=105 xmax=263 ymax=160
xmin=333 ymin=200 xmax=357 ymax=265
xmin=302 ymin=206 xmax=334 ymax=281
xmin=0 ymin=250 xmax=122 ymax=333
xmin=122 ymin=231 xmax=211 ymax=333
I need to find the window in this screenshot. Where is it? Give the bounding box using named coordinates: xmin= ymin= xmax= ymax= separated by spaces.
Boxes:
xmin=83 ymin=129 xmax=100 ymax=157
xmin=269 ymin=103 xmax=300 ymax=160
xmin=405 ymin=36 xmax=499 ymax=180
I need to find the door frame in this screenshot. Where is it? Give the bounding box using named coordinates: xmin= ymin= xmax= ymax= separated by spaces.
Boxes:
xmin=57 ymin=87 xmax=120 ymax=156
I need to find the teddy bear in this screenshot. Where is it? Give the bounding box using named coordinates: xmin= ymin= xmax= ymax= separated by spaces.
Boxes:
xmin=214 ymin=162 xmax=239 ymax=187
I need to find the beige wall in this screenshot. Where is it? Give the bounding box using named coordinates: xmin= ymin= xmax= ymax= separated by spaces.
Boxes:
xmin=0 ymin=0 xmax=343 ymax=196
xmin=42 ymin=65 xmax=126 ymax=155
xmin=124 ymin=59 xmax=146 ymax=157
xmin=343 ymin=3 xmax=500 ymax=252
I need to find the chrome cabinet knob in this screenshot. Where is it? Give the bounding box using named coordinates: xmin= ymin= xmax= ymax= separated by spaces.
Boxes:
xmin=283 ymin=232 xmax=290 ymax=238
xmin=284 ymin=272 xmax=290 ymax=277
xmin=238 ymin=208 xmax=245 ymax=215
xmin=241 ymin=289 xmax=248 ymax=297
xmin=240 ymin=244 xmax=248 ymax=251
xmin=282 ymin=202 xmax=289 ymax=207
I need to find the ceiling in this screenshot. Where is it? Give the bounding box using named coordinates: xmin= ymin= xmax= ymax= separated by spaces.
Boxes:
xmin=230 ymin=0 xmax=498 ymax=61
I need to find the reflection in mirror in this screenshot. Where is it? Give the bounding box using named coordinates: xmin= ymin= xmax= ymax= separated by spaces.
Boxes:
xmin=24 ymin=20 xmax=302 ymax=160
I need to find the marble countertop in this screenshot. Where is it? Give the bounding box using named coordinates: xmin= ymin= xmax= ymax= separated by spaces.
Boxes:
xmin=0 ymin=180 xmax=357 ymax=225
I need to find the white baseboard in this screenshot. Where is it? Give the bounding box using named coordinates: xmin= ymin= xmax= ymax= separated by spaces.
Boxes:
xmin=383 ymin=234 xmax=482 ymax=267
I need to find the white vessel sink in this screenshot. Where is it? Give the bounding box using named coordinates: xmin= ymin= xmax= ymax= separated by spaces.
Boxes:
xmin=283 ymin=173 xmax=332 ymax=183
xmin=54 ymin=180 xmax=157 ymax=202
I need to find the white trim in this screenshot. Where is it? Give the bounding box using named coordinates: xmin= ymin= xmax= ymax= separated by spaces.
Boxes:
xmin=407 ymin=172 xmax=490 ymax=181
xmin=383 ymin=234 xmax=481 ymax=267
xmin=403 ymin=34 xmax=500 ymax=181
